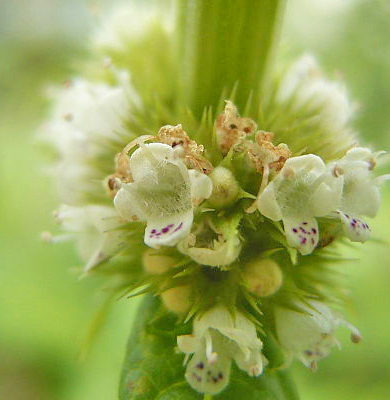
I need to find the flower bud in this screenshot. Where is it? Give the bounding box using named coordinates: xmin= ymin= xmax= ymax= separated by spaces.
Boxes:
xmin=161 ymin=285 xmax=192 ymax=314
xmin=242 ymin=258 xmax=283 ymax=297
xmin=142 ymin=249 xmax=176 ymax=275
xmin=207 ymin=167 xmax=240 ymax=209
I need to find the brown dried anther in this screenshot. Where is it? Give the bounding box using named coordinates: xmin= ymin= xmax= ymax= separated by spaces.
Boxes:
xmin=246 ymin=132 xmax=292 ymax=214
xmin=248 ymin=131 xmax=292 ymax=173
xmin=156 ymin=124 xmax=213 ymax=174
xmin=105 ymin=135 xmax=154 ymax=198
xmin=216 ymin=101 xmax=257 ymax=154
xmin=105 ymin=152 xmax=133 ymax=198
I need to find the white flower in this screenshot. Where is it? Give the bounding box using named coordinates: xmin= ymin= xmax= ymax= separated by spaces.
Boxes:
xmin=177 ymin=306 xmax=265 ymax=395
xmin=330 ymin=147 xmax=390 ymax=242
xmin=42 ymin=76 xmax=137 ymax=204
xmin=114 ymin=143 xmax=212 ymax=248
xmin=258 ymin=154 xmax=343 ymax=255
xmin=275 ymin=300 xmax=361 ymax=370
xmin=55 ymin=205 xmax=125 ymax=272
xmin=94 ymin=3 xmax=173 ymax=51
xmin=277 ymin=54 xmax=354 ymax=131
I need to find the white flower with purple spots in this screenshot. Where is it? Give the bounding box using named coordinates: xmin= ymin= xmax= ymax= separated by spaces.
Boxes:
xmin=114 ymin=143 xmax=212 ymax=248
xmin=275 ymin=300 xmax=361 ymax=370
xmin=330 ymin=147 xmax=390 ymax=242
xmin=257 ymin=154 xmax=343 ymax=255
xmin=177 ymin=306 xmax=265 ymax=395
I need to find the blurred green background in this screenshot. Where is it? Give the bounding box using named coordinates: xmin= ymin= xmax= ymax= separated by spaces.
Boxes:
xmin=0 ymin=0 xmax=389 ymax=399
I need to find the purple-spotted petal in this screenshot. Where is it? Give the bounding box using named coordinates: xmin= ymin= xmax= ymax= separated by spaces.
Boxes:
xmin=283 ymin=217 xmax=319 ymax=255
xmin=185 ymin=350 xmax=231 ymax=395
xmin=338 ymin=212 xmax=370 ymax=242
xmin=144 ymin=210 xmax=193 ymax=248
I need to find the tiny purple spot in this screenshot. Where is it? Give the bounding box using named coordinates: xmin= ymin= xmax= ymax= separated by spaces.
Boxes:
xmin=312 ymin=228 xmax=317 ymax=234
xmin=151 ymin=229 xmax=156 ymax=234
xmin=162 ymin=227 xmax=170 ymax=233
xmin=301 ymin=237 xmax=307 ymax=244
xmin=293 ymin=228 xmax=298 ymax=233
xmin=300 ymin=227 xmax=306 ymax=233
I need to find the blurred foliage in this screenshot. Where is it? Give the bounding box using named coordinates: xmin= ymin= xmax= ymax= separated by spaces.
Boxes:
xmin=0 ymin=0 xmax=389 ymax=399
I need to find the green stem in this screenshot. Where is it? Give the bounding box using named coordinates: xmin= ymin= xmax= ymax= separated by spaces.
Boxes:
xmin=176 ymin=0 xmax=285 ymax=118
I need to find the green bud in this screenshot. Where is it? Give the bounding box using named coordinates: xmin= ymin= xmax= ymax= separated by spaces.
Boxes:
xmin=161 ymin=285 xmax=192 ymax=314
xmin=142 ymin=249 xmax=176 ymax=275
xmin=208 ymin=167 xmax=240 ymax=209
xmin=243 ymin=258 xmax=283 ymax=297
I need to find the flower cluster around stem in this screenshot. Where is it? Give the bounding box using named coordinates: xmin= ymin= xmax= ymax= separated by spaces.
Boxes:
xmin=42 ymin=10 xmax=389 ymax=396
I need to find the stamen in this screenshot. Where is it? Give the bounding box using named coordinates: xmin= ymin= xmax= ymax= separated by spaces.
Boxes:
xmin=246 ymin=163 xmax=270 ymax=213
xmin=205 ymin=331 xmax=217 ymax=364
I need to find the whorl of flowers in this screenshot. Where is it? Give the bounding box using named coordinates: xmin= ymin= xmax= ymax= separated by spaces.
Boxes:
xmin=41 ymin=7 xmax=389 ymax=397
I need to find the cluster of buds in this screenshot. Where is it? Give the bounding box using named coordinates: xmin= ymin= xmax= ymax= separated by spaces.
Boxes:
xmin=41 ymin=9 xmax=388 ymax=396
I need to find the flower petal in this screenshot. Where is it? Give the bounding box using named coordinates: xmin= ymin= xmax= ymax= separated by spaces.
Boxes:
xmin=257 ymin=183 xmax=282 ymax=221
xmin=113 ymin=184 xmax=147 ymax=222
xmin=57 ymin=205 xmax=125 ymax=272
xmin=188 ymin=169 xmax=213 ymax=204
xmin=129 ymin=143 xmax=179 ymax=182
xmin=178 ymin=235 xmax=241 ymax=267
xmin=310 ymin=175 xmax=343 ymax=216
xmin=259 ymin=154 xmax=328 ymax=221
xmin=145 ymin=209 xmax=193 ymax=248
xmin=233 ymin=348 xmax=264 ymax=377
xmin=343 ymin=147 xmax=373 ymax=162
xmin=283 ymin=216 xmax=319 ymax=255
xmin=185 ymin=350 xmax=231 ymax=395
xmin=342 ymin=178 xmax=381 ymax=218
xmin=338 ymin=212 xmax=371 ymax=242
xmin=177 ymin=334 xmax=200 ymax=354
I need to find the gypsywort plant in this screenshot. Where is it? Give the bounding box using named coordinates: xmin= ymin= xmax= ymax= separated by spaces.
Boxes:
xmin=41 ymin=1 xmax=389 ymax=398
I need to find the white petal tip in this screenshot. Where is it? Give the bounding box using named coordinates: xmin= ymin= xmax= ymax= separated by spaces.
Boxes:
xmin=339 ymin=212 xmax=371 ymax=242
xmin=284 ymin=218 xmax=319 ymax=255
xmin=185 ymin=355 xmax=231 ymax=395
xmin=145 ymin=212 xmax=193 ymax=248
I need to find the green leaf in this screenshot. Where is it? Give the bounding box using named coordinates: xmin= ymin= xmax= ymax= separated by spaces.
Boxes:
xmin=119 ymin=296 xmax=299 ymax=400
